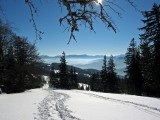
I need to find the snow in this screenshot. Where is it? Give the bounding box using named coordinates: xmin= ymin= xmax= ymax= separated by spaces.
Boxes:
xmin=54 ymin=70 xmax=60 ymax=73
xmin=42 ymin=75 xmax=50 ymax=89
xmin=0 ymin=87 xmax=160 ymax=120
xmin=0 ymin=89 xmax=48 ymax=120
xmin=56 ymin=90 xmax=160 ymax=120
xmin=79 ymin=90 xmax=160 ymax=111
xmin=78 ymin=83 xmax=89 ymax=90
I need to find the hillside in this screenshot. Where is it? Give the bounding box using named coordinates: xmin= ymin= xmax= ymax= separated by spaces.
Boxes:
xmin=0 ymin=87 xmax=160 ymax=120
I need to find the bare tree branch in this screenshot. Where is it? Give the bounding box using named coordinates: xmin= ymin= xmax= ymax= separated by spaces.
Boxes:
xmin=25 ymin=0 xmax=43 ymax=41
xmin=24 ymin=0 xmax=136 ymax=43
xmin=58 ymin=0 xmax=126 ymax=43
xmin=126 ymin=0 xmax=141 ymax=12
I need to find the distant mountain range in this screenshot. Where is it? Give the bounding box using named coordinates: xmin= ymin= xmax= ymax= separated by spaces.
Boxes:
xmin=40 ymin=54 xmax=104 ymax=59
xmin=40 ymin=54 xmax=126 ymax=76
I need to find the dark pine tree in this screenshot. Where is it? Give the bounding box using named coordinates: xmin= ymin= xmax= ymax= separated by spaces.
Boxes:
xmin=107 ymin=55 xmax=118 ymax=93
xmin=140 ymin=39 xmax=154 ymax=96
xmin=125 ymin=38 xmax=143 ymax=95
xmin=101 ymin=55 xmax=108 ymax=92
xmin=139 ymin=3 xmax=160 ymax=97
xmin=59 ymin=51 xmax=69 ymax=89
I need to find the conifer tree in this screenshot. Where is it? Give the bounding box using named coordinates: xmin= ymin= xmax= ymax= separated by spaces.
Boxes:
xmin=139 ymin=3 xmax=160 ymax=96
xmin=140 ymin=40 xmax=153 ymax=96
xmin=59 ymin=51 xmax=69 ymax=89
xmin=101 ymin=55 xmax=108 ymax=92
xmin=107 ymin=55 xmax=118 ymax=93
xmin=125 ymin=38 xmax=143 ymax=95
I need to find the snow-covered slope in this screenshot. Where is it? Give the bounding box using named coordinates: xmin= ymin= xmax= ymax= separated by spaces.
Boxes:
xmin=55 ymin=90 xmax=160 ymax=120
xmin=0 ymin=89 xmax=48 ymax=120
xmin=0 ymin=89 xmax=160 ymax=120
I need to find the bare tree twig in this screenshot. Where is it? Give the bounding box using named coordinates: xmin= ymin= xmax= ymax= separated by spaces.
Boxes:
xmin=126 ymin=0 xmax=141 ymax=12
xmin=25 ymin=0 xmax=43 ymax=41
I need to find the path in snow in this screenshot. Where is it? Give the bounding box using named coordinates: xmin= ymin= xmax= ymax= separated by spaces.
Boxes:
xmin=35 ymin=90 xmax=80 ymax=120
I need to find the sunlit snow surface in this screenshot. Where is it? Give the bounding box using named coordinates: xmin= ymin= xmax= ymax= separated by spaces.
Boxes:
xmin=0 ymin=89 xmax=48 ymax=120
xmin=0 ymin=86 xmax=160 ymax=120
xmin=42 ymin=76 xmax=50 ymax=89
xmin=57 ymin=90 xmax=160 ymax=120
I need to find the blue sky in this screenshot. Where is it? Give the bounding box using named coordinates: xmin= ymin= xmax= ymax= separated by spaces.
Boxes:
xmin=1 ymin=0 xmax=160 ymax=56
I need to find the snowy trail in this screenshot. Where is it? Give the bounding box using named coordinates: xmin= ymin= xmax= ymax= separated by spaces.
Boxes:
xmin=36 ymin=90 xmax=81 ymax=120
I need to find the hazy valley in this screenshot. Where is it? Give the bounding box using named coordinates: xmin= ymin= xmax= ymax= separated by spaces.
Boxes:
xmin=40 ymin=54 xmax=126 ymax=76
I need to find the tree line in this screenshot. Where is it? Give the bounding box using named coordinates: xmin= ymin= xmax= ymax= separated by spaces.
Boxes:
xmin=90 ymin=3 xmax=160 ymax=97
xmin=49 ymin=51 xmax=78 ymax=89
xmin=0 ymin=20 xmax=44 ymax=93
xmin=90 ymin=55 xmax=119 ymax=93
